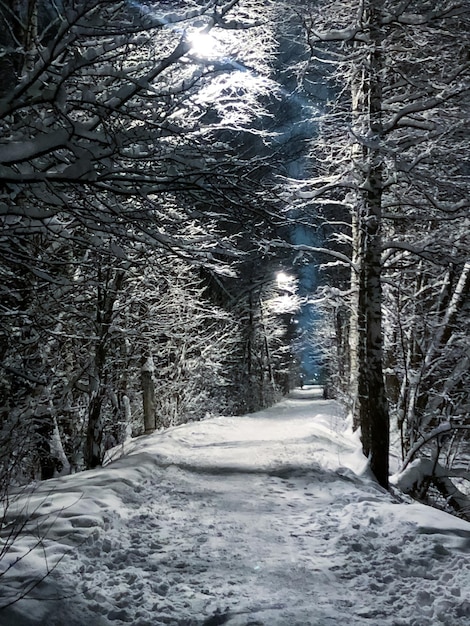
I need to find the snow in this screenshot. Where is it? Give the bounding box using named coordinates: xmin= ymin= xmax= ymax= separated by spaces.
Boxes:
xmin=1 ymin=387 xmax=469 ymax=625
xmin=0 ymin=130 xmax=70 ymax=164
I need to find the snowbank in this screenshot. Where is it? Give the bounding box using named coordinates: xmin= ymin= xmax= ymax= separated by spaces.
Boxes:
xmin=1 ymin=387 xmax=469 ymax=625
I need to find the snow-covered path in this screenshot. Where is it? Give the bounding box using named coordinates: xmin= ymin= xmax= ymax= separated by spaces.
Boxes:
xmin=1 ymin=388 xmax=470 ymax=625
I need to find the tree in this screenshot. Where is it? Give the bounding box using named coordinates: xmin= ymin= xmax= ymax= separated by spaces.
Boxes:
xmin=288 ymin=0 xmax=469 ymax=489
xmin=0 ymin=0 xmax=292 ymax=480
xmin=116 ymin=248 xmax=245 ymax=430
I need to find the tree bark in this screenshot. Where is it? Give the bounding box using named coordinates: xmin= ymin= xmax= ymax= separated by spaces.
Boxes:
xmin=350 ymin=1 xmax=390 ymax=488
xmin=141 ymin=353 xmax=156 ymax=434
xmin=84 ymin=267 xmax=125 ymax=469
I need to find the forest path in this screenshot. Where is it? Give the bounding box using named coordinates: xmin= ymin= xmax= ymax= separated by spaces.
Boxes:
xmin=2 ymin=388 xmax=470 ymax=625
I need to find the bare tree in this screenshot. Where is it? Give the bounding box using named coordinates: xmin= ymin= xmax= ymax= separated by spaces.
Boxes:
xmin=287 ymin=0 xmax=469 ymax=489
xmin=0 ymin=0 xmax=286 ymax=477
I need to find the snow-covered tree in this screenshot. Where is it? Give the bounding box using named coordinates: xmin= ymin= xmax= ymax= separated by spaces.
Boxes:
xmin=236 ymin=264 xmax=301 ymax=410
xmin=287 ymin=0 xmax=469 ymax=489
xmin=0 ymin=0 xmax=291 ymax=479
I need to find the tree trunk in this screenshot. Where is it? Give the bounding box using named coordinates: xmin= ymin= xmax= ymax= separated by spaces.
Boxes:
xmin=349 ymin=206 xmax=361 ymax=431
xmin=85 ymin=385 xmax=105 ymax=469
xmin=12 ymin=0 xmax=38 ymax=75
xmin=350 ymin=1 xmax=390 ymax=488
xmin=35 ymin=406 xmax=56 ymax=480
xmin=141 ymin=353 xmax=156 ymax=434
xmin=84 ymin=267 xmax=125 ymax=469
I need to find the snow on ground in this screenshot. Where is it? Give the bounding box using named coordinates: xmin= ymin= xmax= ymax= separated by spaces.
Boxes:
xmin=1 ymin=387 xmax=470 ymax=626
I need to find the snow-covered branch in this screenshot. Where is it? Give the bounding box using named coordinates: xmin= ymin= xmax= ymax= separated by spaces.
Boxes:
xmin=264 ymin=240 xmax=356 ymax=271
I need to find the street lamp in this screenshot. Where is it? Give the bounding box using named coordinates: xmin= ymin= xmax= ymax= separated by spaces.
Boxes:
xmin=276 ymin=271 xmax=295 ymax=293
xmin=188 ymin=30 xmax=220 ymax=59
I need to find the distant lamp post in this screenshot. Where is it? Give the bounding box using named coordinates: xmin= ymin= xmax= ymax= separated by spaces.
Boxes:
xmin=272 ymin=271 xmax=299 ymax=314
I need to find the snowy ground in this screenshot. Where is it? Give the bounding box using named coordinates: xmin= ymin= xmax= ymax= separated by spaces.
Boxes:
xmin=1 ymin=387 xmax=470 ymax=626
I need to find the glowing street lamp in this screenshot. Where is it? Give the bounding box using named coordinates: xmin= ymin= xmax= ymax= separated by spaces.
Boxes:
xmin=188 ymin=30 xmax=221 ymax=59
xmin=272 ymin=271 xmax=299 ymax=314
xmin=276 ymin=271 xmax=295 ymax=292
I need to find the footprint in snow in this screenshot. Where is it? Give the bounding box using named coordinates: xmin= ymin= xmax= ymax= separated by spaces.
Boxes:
xmin=202 ymin=608 xmax=230 ymax=625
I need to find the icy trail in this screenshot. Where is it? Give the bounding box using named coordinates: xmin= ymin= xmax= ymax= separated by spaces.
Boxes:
xmin=1 ymin=388 xmax=470 ymax=626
